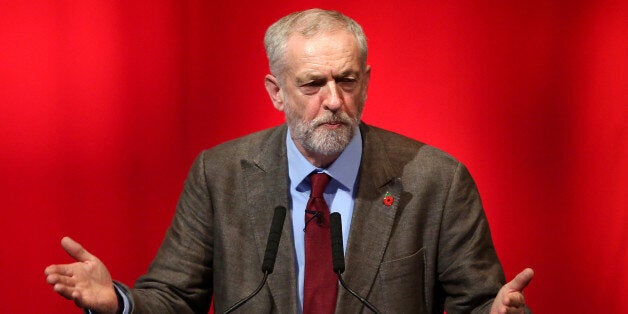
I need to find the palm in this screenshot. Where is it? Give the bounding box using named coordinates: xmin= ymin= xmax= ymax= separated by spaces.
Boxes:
xmin=45 ymin=237 xmax=118 ymax=314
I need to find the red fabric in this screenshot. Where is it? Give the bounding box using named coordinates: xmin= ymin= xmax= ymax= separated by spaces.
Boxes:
xmin=303 ymin=173 xmax=337 ymax=314
xmin=1 ymin=2 xmax=626 ymax=313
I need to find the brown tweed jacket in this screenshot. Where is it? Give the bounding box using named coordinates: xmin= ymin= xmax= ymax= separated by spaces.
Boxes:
xmin=125 ymin=123 xmax=505 ymax=313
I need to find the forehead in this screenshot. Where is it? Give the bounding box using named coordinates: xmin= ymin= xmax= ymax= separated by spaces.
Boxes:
xmin=283 ymin=31 xmax=362 ymax=75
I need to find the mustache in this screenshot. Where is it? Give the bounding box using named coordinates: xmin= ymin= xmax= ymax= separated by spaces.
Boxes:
xmin=310 ymin=112 xmax=354 ymax=126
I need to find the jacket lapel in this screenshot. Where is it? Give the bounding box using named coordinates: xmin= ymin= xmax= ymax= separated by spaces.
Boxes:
xmin=338 ymin=124 xmax=402 ymax=312
xmin=241 ymin=125 xmax=298 ymax=313
xmin=238 ymin=123 xmax=401 ymax=312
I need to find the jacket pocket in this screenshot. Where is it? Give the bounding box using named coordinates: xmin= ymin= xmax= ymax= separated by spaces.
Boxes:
xmin=378 ymin=247 xmax=426 ymax=313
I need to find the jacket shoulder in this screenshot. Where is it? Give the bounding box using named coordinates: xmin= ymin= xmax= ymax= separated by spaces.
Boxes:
xmin=362 ymin=124 xmax=461 ymax=172
xmin=197 ymin=125 xmax=287 ymax=164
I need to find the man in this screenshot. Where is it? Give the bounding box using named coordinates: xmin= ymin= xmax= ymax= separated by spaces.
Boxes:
xmin=45 ymin=8 xmax=533 ymax=313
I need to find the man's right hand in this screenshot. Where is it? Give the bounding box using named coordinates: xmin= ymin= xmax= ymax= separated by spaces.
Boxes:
xmin=45 ymin=237 xmax=119 ymax=314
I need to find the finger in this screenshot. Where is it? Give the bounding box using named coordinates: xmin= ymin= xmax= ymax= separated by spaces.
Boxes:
xmin=61 ymin=236 xmax=94 ymax=262
xmin=46 ymin=273 xmax=61 ymax=285
xmin=45 ymin=264 xmax=75 ymax=277
xmin=504 ymin=291 xmax=525 ymax=307
xmin=506 ymin=268 xmax=534 ymax=292
xmin=53 ymin=283 xmax=75 ymax=300
xmin=47 ymin=273 xmax=76 ymax=287
xmin=44 ymin=264 xmax=57 ymax=276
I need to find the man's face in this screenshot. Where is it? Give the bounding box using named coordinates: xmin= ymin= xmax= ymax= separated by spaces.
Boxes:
xmin=266 ymin=30 xmax=370 ymax=163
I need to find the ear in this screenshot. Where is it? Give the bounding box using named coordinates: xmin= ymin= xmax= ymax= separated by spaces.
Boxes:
xmin=362 ymin=65 xmax=372 ymax=100
xmin=264 ymin=74 xmax=285 ymax=111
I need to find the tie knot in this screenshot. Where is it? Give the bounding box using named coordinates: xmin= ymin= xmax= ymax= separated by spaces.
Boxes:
xmin=309 ymin=172 xmax=330 ymax=198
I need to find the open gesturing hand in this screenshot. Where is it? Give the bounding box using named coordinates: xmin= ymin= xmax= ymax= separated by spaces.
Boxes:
xmin=44 ymin=237 xmax=118 ymax=314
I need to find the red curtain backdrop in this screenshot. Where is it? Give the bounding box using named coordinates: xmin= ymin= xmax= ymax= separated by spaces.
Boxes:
xmin=1 ymin=1 xmax=626 ymax=313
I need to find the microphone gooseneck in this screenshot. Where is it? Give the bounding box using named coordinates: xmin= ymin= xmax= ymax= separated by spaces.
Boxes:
xmin=224 ymin=206 xmax=287 ymax=314
xmin=329 ymin=212 xmax=381 ymax=314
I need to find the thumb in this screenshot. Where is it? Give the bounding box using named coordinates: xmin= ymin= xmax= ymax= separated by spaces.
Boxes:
xmin=506 ymin=268 xmax=534 ymax=292
xmin=60 ymin=236 xmax=94 ymax=262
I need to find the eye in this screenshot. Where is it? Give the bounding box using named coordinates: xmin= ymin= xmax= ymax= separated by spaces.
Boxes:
xmin=337 ymin=77 xmax=358 ymax=91
xmin=299 ymin=80 xmax=325 ymax=95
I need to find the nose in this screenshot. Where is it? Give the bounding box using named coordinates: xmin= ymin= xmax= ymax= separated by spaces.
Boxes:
xmin=323 ymin=81 xmax=343 ymax=111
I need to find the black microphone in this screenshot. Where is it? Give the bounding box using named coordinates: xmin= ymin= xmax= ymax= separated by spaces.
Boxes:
xmin=329 ymin=212 xmax=381 ymax=314
xmin=262 ymin=206 xmax=287 ymax=273
xmin=224 ymin=206 xmax=286 ymax=314
xmin=329 ymin=212 xmax=345 ymax=274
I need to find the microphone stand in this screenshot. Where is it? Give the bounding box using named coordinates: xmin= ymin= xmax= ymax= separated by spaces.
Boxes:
xmin=336 ymin=274 xmax=381 ymax=314
xmin=330 ymin=212 xmax=381 ymax=314
xmin=223 ymin=206 xmax=286 ymax=314
xmin=223 ymin=272 xmax=269 ymax=314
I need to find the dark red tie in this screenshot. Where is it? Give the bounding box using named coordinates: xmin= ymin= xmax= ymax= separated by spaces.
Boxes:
xmin=303 ymin=173 xmax=337 ymax=314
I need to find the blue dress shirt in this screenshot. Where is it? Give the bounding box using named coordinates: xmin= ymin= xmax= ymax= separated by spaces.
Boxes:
xmin=286 ymin=128 xmax=362 ymax=313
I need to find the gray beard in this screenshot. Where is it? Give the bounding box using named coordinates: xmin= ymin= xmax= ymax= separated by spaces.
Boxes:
xmin=287 ymin=110 xmax=360 ymax=157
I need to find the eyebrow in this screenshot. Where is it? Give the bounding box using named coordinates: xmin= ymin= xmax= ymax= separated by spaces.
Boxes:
xmin=296 ymin=69 xmax=360 ymax=85
xmin=336 ymin=69 xmax=359 ymax=78
xmin=296 ymin=74 xmax=324 ymax=85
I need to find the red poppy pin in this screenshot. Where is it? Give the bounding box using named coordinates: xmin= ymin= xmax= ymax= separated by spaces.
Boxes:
xmin=383 ymin=192 xmax=394 ymax=206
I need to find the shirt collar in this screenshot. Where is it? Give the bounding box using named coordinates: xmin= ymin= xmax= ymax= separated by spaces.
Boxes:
xmin=287 ymin=127 xmax=362 ymax=190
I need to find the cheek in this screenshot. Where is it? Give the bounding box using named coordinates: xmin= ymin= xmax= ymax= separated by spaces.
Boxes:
xmin=343 ymin=95 xmax=363 ymax=116
xmin=285 ymin=95 xmax=317 ymax=121
xmin=303 ymin=97 xmax=324 ymax=120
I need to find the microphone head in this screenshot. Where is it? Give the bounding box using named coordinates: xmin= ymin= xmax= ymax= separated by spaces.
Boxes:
xmin=330 ymin=212 xmax=345 ymax=274
xmin=261 ymin=206 xmax=286 ymax=274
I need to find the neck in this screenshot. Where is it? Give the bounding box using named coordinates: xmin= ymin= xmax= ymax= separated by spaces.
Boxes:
xmin=292 ymin=140 xmax=340 ymax=169
xmin=305 ymin=153 xmax=339 ymax=169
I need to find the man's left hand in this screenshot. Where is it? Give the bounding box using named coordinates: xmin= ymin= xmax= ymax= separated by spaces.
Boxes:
xmin=490 ymin=268 xmax=534 ymax=314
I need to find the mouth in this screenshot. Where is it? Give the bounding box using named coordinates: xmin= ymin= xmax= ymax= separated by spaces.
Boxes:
xmin=319 ymin=121 xmax=344 ymax=129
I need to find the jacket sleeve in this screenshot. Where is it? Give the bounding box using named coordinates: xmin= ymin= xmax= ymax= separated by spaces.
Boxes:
xmin=436 ymin=162 xmax=505 ymax=313
xmin=129 ymin=152 xmax=214 ymax=313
